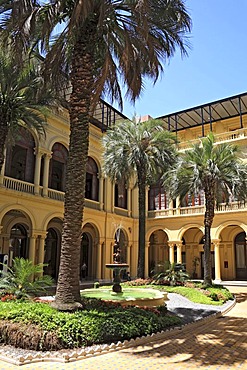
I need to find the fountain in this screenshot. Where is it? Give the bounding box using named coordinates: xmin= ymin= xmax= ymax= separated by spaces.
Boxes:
xmin=81 ymin=227 xmax=168 ymax=307
xmin=105 ymin=240 xmax=129 ymax=293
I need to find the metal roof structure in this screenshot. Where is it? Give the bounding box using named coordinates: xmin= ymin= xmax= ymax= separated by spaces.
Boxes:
xmin=157 ymin=92 xmax=247 ymax=133
xmin=92 ymin=99 xmax=127 ymax=131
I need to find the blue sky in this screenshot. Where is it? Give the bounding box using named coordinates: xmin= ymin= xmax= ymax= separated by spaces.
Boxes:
xmin=115 ymin=0 xmax=247 ymax=119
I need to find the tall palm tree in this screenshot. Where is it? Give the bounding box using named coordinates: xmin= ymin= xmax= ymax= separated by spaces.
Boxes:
xmin=103 ymin=118 xmax=177 ymax=278
xmin=1 ymin=0 xmax=191 ymax=309
xmin=164 ymin=132 xmax=247 ymax=285
xmin=0 ymin=50 xmax=53 ymax=174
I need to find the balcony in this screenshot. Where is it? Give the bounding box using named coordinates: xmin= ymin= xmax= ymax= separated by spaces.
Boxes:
xmin=178 ymin=128 xmax=247 ymax=151
xmin=1 ymin=176 xmax=101 ymax=211
xmin=148 ymin=201 xmax=247 ymax=218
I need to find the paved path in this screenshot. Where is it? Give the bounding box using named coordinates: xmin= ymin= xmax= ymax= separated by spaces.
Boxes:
xmin=0 ymin=286 xmax=246 ymax=369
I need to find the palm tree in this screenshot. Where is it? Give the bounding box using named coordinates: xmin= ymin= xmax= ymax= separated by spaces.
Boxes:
xmin=164 ymin=132 xmax=247 ymax=285
xmin=1 ymin=0 xmax=191 ymax=309
xmin=0 ymin=50 xmax=53 ymax=174
xmin=103 ymin=118 xmax=177 ymax=278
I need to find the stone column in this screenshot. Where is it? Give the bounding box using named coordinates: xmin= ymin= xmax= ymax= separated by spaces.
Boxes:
xmin=176 ymin=243 xmax=182 ymax=264
xmin=145 ymin=186 xmax=149 ymax=217
xmin=176 ymin=197 xmax=180 ymax=215
xmin=29 ymin=235 xmax=37 ymax=265
xmin=111 ymin=183 xmax=115 ymax=212
xmin=96 ymin=242 xmax=103 ymax=279
xmin=168 ymin=242 xmax=174 ymax=264
xmin=213 ymin=239 xmax=221 ymax=283
xmin=0 ymin=148 xmax=6 ymax=186
xmin=42 ymin=153 xmax=52 ymax=197
xmin=34 ymin=150 xmax=43 ymax=195
xmin=144 ymin=242 xmax=150 ymax=277
xmin=98 ymin=174 xmax=104 ymax=210
xmin=127 ymin=187 xmax=131 ymax=217
xmin=38 ymin=234 xmax=46 ymax=276
xmin=168 ymin=198 xmax=174 ymax=215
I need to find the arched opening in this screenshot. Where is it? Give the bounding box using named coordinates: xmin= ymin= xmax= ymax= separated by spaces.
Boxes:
xmin=80 ymin=233 xmax=91 ymax=279
xmin=5 ymin=128 xmax=35 ymax=183
xmin=149 ymin=230 xmax=168 ymax=276
xmin=115 ymin=229 xmax=127 ymax=263
xmin=235 ymin=232 xmax=247 ymax=280
xmin=85 ymin=157 xmax=99 ymax=201
xmin=44 ymin=228 xmax=60 ymax=279
xmin=49 ymin=143 xmax=68 ymax=191
xmin=9 ymin=223 xmax=28 ymax=262
xmin=115 ymin=180 xmax=127 ymax=209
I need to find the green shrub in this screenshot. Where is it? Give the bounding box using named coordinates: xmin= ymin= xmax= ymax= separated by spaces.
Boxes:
xmin=0 ymin=258 xmax=53 ymax=300
xmin=0 ymin=298 xmax=181 ymax=350
xmin=151 ymin=262 xmax=190 ymax=286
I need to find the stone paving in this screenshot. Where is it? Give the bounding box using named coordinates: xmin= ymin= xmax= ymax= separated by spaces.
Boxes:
xmin=0 ymin=285 xmax=246 ymax=369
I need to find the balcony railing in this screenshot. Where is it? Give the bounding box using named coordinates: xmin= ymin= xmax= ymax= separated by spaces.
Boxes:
xmin=2 ymin=176 xmax=247 ymax=217
xmin=178 ymin=127 xmax=247 ymax=151
xmin=47 ymin=189 xmax=65 ymax=202
xmin=148 ymin=201 xmax=247 ymax=218
xmin=3 ymin=176 xmax=35 ymax=194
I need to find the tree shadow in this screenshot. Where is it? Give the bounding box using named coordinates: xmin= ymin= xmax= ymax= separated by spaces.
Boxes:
xmin=121 ymin=314 xmax=247 ymax=368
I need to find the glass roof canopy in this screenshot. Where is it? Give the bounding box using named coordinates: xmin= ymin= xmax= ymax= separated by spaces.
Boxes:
xmin=157 ymin=92 xmax=247 ymax=133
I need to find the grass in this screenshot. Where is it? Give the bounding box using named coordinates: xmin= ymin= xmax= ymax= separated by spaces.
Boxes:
xmin=122 ymin=281 xmax=234 ymax=305
xmin=163 ymin=285 xmax=233 ymax=305
xmin=81 ymin=288 xmax=159 ymax=300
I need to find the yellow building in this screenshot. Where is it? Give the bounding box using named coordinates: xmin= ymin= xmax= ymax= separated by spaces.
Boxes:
xmin=0 ymin=93 xmax=247 ymax=282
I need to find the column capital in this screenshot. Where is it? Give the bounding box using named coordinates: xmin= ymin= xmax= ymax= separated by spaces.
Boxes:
xmin=212 ymin=239 xmax=221 ymax=247
xmin=168 ymin=241 xmax=182 ymax=247
xmin=34 ymin=148 xmax=44 ymax=157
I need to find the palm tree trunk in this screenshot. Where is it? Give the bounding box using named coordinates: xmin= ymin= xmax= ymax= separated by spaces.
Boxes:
xmin=137 ymin=167 xmax=146 ymax=278
xmin=0 ymin=120 xmax=8 ymax=174
xmin=203 ymin=189 xmax=215 ymax=286
xmin=52 ymin=28 xmax=96 ymax=310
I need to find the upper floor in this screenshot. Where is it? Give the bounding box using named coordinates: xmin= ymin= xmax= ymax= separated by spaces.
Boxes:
xmin=1 ymin=92 xmax=247 ymax=220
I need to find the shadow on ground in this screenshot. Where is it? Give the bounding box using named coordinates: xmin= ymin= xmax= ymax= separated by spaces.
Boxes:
xmin=121 ymin=314 xmax=247 ymax=368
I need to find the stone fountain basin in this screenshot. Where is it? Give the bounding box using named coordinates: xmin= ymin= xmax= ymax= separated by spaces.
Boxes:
xmin=81 ymin=288 xmax=168 ymax=307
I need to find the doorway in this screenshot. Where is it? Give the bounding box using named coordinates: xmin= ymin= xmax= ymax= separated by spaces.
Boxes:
xmin=235 ymin=232 xmax=247 ymax=280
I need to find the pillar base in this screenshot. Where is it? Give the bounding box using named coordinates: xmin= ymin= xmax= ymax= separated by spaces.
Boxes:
xmin=213 ymin=279 xmax=222 ymax=284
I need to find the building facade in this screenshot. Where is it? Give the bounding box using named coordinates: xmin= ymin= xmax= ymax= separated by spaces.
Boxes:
xmin=0 ymin=93 xmax=247 ymax=282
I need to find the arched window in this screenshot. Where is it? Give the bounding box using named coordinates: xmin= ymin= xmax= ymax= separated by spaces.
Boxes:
xmin=235 ymin=232 xmax=247 ymax=280
xmin=49 ymin=143 xmax=68 ymax=191
xmin=5 ymin=128 xmax=35 ymax=183
xmin=115 ymin=180 xmax=127 ymax=209
xmin=44 ymin=228 xmax=60 ymax=279
xmin=10 ymin=224 xmax=28 ymax=259
xmin=85 ymin=157 xmax=99 ymax=201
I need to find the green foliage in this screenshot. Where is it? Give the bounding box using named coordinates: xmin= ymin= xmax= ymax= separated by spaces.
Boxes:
xmin=0 ymin=258 xmax=53 ymax=299
xmin=151 ymin=261 xmax=190 ymax=286
xmin=164 ymin=284 xmax=233 ymax=305
xmin=0 ymin=298 xmax=180 ymax=350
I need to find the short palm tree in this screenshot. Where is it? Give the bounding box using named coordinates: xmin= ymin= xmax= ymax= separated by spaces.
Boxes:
xmin=164 ymin=133 xmax=247 ymax=285
xmin=103 ymin=118 xmax=177 ymax=278
xmin=0 ymin=50 xmax=53 ymax=174
xmin=0 ymin=258 xmax=53 ymax=299
xmin=1 ymin=1 xmax=191 ymax=309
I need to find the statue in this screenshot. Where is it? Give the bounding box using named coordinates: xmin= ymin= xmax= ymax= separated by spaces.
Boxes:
xmin=113 ymin=241 xmax=121 ymax=263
